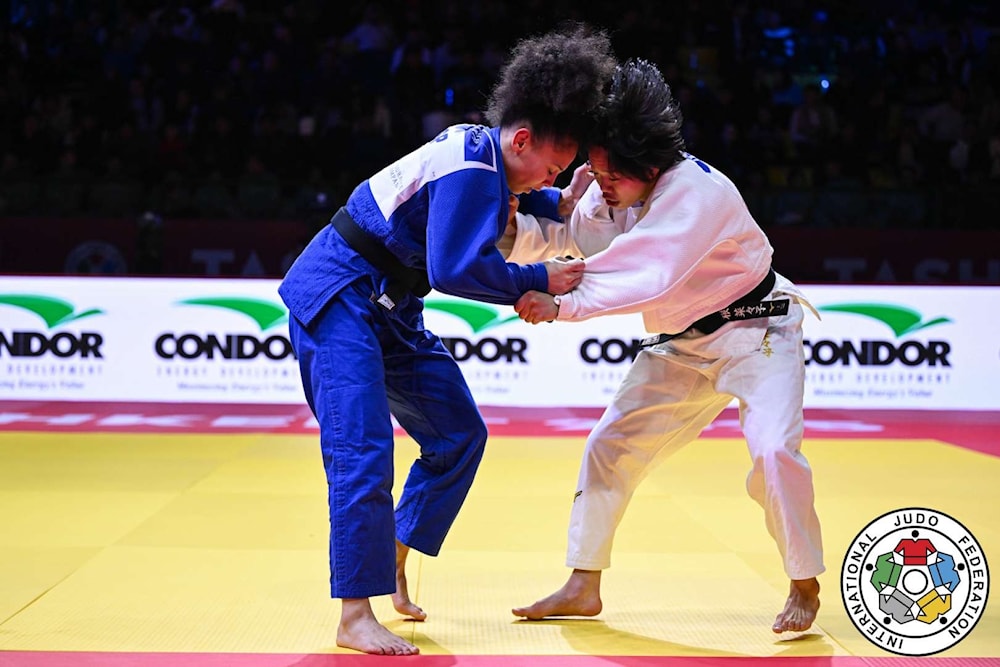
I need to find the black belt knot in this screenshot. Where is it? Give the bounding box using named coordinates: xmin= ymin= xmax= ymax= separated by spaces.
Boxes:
xmin=330 ymin=207 xmax=430 ymax=310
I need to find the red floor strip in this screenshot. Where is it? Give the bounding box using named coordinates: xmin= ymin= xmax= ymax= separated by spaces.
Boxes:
xmin=1 ymin=652 xmax=997 ymax=667
xmin=0 ymin=401 xmax=997 ymax=457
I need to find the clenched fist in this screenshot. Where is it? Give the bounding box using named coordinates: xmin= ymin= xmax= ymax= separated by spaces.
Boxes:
xmin=544 ymin=256 xmax=585 ymax=295
xmin=515 ymin=290 xmax=559 ymax=324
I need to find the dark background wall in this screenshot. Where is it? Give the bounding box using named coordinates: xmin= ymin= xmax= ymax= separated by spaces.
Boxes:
xmin=1 ymin=1 xmax=998 ymax=281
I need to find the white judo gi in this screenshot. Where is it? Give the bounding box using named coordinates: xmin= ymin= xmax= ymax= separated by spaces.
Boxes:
xmin=508 ymin=154 xmax=825 ymax=580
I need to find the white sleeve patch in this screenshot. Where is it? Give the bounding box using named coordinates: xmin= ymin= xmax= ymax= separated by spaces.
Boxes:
xmin=367 ymin=126 xmax=499 ymax=219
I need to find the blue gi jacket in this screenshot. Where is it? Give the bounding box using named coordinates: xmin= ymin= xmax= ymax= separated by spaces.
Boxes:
xmin=279 ymin=124 xmax=561 ymax=326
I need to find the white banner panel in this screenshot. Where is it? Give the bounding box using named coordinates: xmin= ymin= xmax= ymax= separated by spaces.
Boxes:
xmin=799 ymin=284 xmax=995 ymax=409
xmin=0 ymin=276 xmax=996 ymax=409
xmin=0 ymin=276 xmax=302 ymax=404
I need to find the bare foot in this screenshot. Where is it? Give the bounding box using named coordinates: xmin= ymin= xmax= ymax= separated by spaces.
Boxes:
xmin=337 ymin=598 xmax=419 ymax=655
xmin=392 ymin=541 xmax=427 ymax=621
xmin=512 ymin=569 xmax=603 ymax=620
xmin=772 ymin=577 xmax=820 ymax=633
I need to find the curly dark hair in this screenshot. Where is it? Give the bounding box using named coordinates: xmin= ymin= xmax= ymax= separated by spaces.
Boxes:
xmin=485 ymin=22 xmax=616 ymax=143
xmin=590 ymin=58 xmax=686 ymax=181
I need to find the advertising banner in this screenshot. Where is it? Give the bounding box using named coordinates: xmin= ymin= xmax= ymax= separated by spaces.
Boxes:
xmin=0 ymin=276 xmax=302 ymax=404
xmin=798 ymin=284 xmax=992 ymax=409
xmin=0 ymin=276 xmax=996 ymax=410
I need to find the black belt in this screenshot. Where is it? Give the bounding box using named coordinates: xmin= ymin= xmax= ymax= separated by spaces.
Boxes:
xmin=330 ymin=207 xmax=430 ymax=311
xmin=639 ymin=268 xmax=787 ymax=348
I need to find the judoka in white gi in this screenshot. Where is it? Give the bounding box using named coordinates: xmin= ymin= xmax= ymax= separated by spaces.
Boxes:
xmin=506 ymin=58 xmax=825 ymax=634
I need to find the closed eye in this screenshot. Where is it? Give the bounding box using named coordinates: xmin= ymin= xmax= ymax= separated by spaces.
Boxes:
xmin=589 ymin=169 xmax=620 ymax=182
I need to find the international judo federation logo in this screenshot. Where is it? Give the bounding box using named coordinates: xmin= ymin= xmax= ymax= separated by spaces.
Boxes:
xmin=841 ymin=508 xmax=989 ymax=656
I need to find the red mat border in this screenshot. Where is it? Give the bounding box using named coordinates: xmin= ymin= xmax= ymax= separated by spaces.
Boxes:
xmin=1 ymin=652 xmax=998 ymax=667
xmin=1 ymin=402 xmax=997 ymax=457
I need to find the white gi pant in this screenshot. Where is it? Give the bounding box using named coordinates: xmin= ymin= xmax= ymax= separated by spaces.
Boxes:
xmin=566 ymin=279 xmax=825 ymax=581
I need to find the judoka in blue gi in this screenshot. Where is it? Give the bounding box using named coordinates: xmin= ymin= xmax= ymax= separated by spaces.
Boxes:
xmin=278 ymin=23 xmax=616 ymax=656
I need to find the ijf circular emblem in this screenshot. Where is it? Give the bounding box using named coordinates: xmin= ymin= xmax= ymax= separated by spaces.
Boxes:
xmin=841 ymin=507 xmax=989 ymax=656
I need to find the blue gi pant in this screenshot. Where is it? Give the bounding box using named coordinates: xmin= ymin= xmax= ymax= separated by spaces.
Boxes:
xmin=288 ymin=279 xmax=488 ymax=599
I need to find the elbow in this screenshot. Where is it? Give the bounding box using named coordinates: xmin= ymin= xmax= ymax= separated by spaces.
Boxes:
xmin=428 ymin=265 xmax=463 ymax=294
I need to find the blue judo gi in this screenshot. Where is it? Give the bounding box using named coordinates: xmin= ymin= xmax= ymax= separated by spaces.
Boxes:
xmin=279 ymin=124 xmax=562 ymax=598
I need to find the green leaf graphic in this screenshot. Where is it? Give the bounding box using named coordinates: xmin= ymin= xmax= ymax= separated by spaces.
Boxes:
xmin=0 ymin=294 xmax=103 ymax=327
xmin=424 ymin=300 xmax=518 ymax=333
xmin=818 ymin=303 xmax=951 ymax=337
xmin=179 ymin=297 xmax=288 ymax=330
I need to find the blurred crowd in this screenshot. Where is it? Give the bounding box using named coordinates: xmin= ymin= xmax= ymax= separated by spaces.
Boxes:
xmin=2 ymin=0 xmax=999 ymax=229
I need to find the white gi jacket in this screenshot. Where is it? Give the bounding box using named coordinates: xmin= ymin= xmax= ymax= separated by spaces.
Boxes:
xmin=509 ymin=154 xmax=814 ymax=333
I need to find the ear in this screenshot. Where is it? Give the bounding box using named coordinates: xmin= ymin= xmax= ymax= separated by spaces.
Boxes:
xmin=511 ymin=127 xmax=531 ymax=153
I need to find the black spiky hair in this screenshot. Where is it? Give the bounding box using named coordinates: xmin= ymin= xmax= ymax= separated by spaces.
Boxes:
xmin=590 ymin=58 xmax=686 ymax=180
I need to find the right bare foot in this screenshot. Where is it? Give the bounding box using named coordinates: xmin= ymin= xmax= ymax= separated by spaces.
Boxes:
xmin=392 ymin=540 xmax=427 ymax=621
xmin=337 ymin=598 xmax=419 ymax=655
xmin=512 ymin=569 xmax=603 ymax=620
xmin=392 ymin=563 xmax=427 ymax=621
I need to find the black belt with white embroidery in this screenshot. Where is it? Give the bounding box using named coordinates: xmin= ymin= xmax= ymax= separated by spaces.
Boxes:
xmin=639 ymin=268 xmax=788 ymax=348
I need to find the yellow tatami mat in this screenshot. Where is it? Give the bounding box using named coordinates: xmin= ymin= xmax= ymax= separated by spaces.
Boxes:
xmin=0 ymin=428 xmax=997 ymax=659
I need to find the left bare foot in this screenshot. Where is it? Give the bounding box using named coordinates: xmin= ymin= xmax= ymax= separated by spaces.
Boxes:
xmin=772 ymin=577 xmax=820 ymax=633
xmin=512 ymin=569 xmax=602 ymax=620
xmin=392 ymin=540 xmax=427 ymax=621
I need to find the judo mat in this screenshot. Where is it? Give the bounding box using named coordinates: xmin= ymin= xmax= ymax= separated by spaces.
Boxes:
xmin=0 ymin=401 xmax=997 ymax=667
